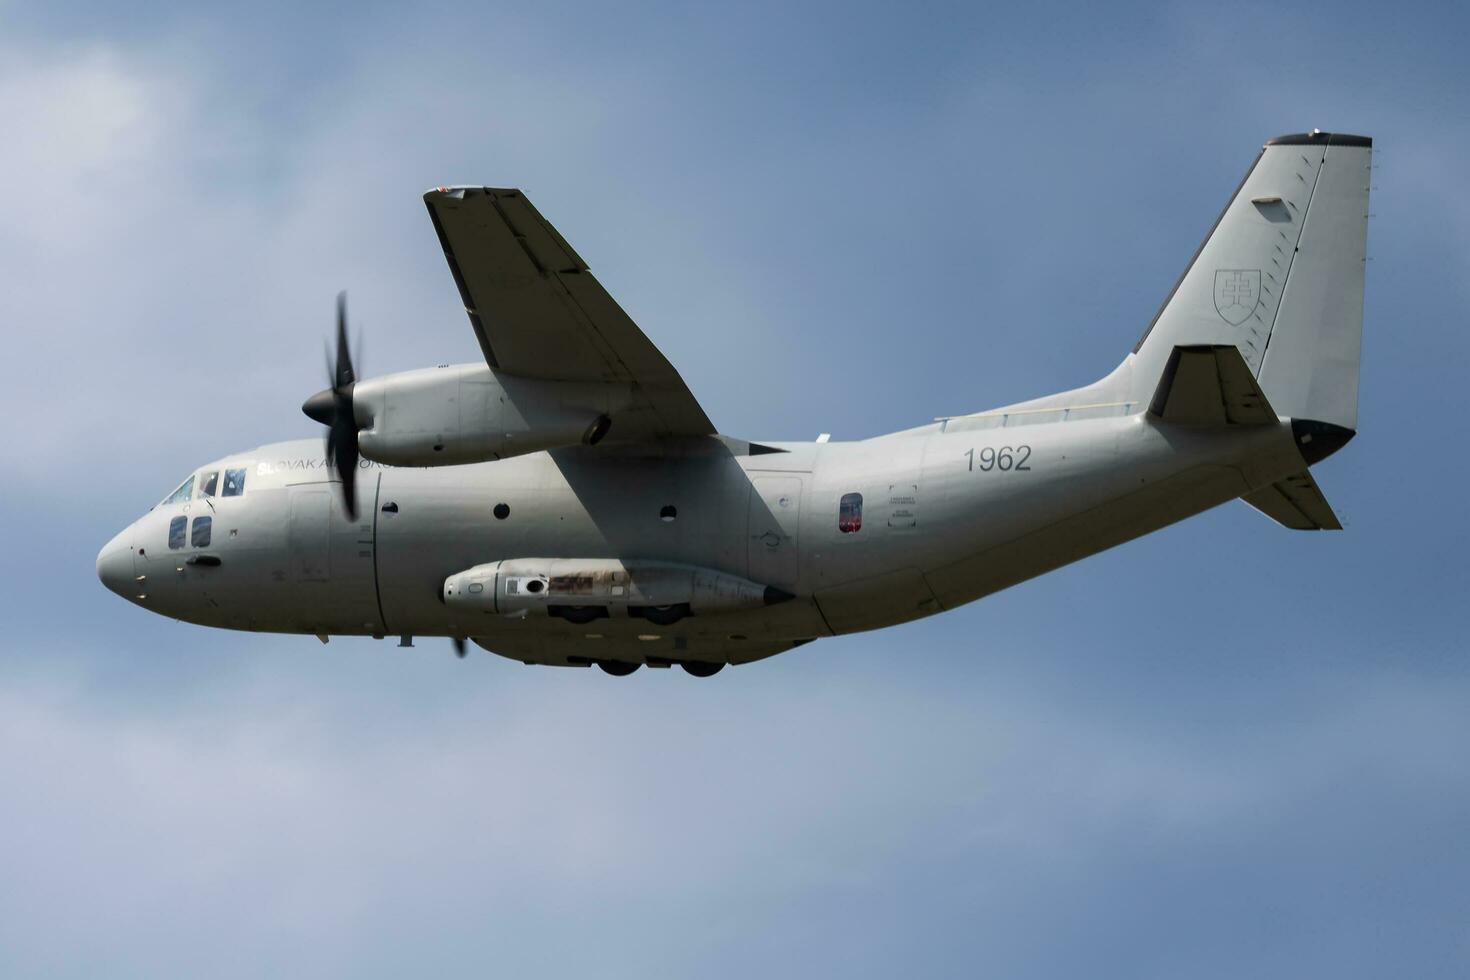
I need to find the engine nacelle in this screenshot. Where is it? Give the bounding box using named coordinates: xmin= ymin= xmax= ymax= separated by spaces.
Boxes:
xmin=443 ymin=558 xmax=792 ymax=624
xmin=351 ymin=363 xmax=631 ymax=466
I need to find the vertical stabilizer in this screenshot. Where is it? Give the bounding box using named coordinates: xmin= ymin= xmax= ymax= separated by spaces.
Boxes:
xmin=1130 ymin=132 xmax=1371 ymax=433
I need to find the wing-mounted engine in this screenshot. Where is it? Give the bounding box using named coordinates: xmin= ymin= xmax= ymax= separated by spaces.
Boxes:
xmin=347 ymin=363 xmax=628 ymax=466
xmin=305 ymin=180 xmax=723 ymax=509
xmin=300 ymin=300 xmax=654 ymax=471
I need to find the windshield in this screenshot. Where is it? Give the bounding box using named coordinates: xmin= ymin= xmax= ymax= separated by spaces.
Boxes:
xmin=222 ymin=467 xmax=247 ymax=496
xmin=161 ymin=475 xmax=195 ymax=506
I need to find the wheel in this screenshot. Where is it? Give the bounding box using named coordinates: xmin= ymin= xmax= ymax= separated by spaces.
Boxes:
xmin=597 ymin=660 xmax=640 ymax=676
xmin=639 ymin=603 xmax=690 ymax=626
xmin=553 ymin=605 xmax=607 ymax=625
xmin=681 ymin=661 xmax=724 ymax=678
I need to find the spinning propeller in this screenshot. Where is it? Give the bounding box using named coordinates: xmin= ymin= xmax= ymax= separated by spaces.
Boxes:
xmin=303 ymin=295 xmax=474 ymax=659
xmin=302 ymin=292 xmax=361 ymax=520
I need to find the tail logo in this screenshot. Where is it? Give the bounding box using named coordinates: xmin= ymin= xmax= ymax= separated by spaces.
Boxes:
xmin=1214 ymin=269 xmax=1261 ymax=326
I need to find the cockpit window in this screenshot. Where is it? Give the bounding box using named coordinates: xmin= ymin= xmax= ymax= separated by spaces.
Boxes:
xmin=191 ymin=516 xmax=212 ymax=547
xmin=222 ymin=468 xmax=247 ymax=497
xmin=162 ymin=476 xmax=195 ymax=506
xmin=168 ymin=516 xmax=187 ymax=549
xmin=199 ymin=471 xmax=219 ymax=497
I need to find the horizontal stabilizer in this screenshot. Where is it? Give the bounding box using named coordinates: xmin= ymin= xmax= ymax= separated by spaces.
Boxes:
xmin=1149 ymin=345 xmax=1278 ymax=426
xmin=1242 ymin=469 xmax=1343 ymax=530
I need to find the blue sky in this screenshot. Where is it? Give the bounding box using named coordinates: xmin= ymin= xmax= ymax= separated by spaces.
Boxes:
xmin=2 ymin=1 xmax=1469 ymax=976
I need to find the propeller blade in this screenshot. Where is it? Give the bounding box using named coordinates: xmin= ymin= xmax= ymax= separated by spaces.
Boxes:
xmin=334 ymin=291 xmax=355 ymax=388
xmin=304 ymin=291 xmax=362 ymax=521
xmin=332 ymin=405 xmax=359 ymax=519
xmin=452 ymin=637 xmax=467 ymax=658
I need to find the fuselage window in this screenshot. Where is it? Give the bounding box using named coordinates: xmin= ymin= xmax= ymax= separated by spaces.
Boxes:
xmin=191 ymin=516 xmax=212 ymax=548
xmin=168 ymin=516 xmax=187 ymax=549
xmin=199 ymin=471 xmax=219 ymax=497
xmin=222 ymin=468 xmax=247 ymax=497
xmin=162 ymin=475 xmax=195 ymax=506
xmin=838 ymin=492 xmax=863 ymax=533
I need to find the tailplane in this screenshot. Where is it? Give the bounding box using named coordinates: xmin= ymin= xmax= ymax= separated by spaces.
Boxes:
xmin=1145 ymin=344 xmax=1348 ymax=530
xmin=1243 ymin=469 xmax=1342 ymax=531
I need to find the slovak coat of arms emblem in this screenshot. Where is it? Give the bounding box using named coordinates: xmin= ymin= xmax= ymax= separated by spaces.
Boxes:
xmin=1213 ymin=269 xmax=1261 ymax=326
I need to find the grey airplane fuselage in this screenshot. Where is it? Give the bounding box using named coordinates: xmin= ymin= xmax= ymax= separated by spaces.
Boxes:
xmin=98 ymin=406 xmax=1306 ymax=667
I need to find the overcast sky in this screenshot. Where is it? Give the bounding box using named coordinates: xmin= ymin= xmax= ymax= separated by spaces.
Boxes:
xmin=2 ymin=1 xmax=1469 ymax=976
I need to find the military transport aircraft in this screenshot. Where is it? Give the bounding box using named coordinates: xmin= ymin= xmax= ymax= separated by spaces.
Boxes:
xmin=97 ymin=131 xmax=1371 ymax=676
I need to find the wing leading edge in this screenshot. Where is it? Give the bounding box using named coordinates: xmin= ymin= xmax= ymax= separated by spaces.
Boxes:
xmin=424 ymin=186 xmax=714 ymax=439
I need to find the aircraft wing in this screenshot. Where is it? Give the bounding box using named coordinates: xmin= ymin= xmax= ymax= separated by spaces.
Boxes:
xmin=423 ymin=186 xmax=715 ymax=438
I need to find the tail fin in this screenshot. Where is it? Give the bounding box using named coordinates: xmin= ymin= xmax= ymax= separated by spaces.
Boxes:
xmin=1131 ymin=132 xmax=1371 ymax=434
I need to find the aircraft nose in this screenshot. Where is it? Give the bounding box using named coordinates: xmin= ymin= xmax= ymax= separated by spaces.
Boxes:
xmin=96 ymin=529 xmax=134 ymax=599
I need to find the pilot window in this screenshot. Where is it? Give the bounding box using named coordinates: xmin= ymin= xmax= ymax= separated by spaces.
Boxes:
xmin=838 ymin=492 xmax=863 ymax=533
xmin=168 ymin=516 xmax=187 ymax=549
xmin=162 ymin=475 xmax=195 ymax=506
xmin=222 ymin=468 xmax=247 ymax=497
xmin=199 ymin=471 xmax=219 ymax=497
xmin=191 ymin=516 xmax=212 ymax=548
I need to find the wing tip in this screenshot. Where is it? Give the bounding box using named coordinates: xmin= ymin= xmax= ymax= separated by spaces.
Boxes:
xmin=423 ymin=185 xmax=523 ymax=203
xmin=1265 ymin=131 xmax=1372 ymax=148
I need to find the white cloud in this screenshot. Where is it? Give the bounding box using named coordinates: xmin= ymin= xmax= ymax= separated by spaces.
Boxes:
xmin=6 ymin=658 xmax=1459 ymax=977
xmin=0 ymin=46 xmax=171 ymax=232
xmin=0 ymin=41 xmax=274 ymax=488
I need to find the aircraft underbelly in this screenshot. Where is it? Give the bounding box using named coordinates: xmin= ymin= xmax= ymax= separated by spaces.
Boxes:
xmin=813 ymin=567 xmax=941 ymax=634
